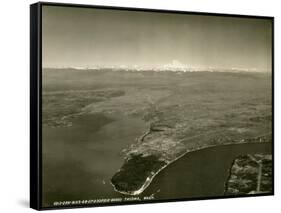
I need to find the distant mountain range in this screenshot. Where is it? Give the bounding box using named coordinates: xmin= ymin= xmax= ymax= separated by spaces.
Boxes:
xmin=45 ymin=60 xmax=261 ymax=73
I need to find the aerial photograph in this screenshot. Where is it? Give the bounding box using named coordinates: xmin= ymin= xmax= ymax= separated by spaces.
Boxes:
xmin=41 ymin=5 xmax=272 ymax=207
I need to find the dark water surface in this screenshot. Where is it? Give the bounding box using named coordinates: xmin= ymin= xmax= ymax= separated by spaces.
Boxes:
xmin=42 ymin=114 xmax=271 ymax=206
xmin=143 ymin=142 xmax=271 ymax=200
xmin=42 ymin=113 xmax=147 ymax=206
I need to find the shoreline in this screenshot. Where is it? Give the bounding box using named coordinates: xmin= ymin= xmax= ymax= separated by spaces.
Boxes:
xmin=111 ymin=134 xmax=271 ymax=196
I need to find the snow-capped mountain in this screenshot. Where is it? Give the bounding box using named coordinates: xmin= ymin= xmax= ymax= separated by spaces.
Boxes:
xmin=48 ymin=60 xmax=260 ymax=73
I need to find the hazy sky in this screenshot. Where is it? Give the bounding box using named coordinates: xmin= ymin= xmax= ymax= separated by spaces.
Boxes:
xmin=42 ymin=5 xmax=272 ymax=71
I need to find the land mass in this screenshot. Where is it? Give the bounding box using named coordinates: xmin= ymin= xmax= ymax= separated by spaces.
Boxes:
xmin=42 ymin=68 xmax=272 ymax=196
xmin=224 ymin=154 xmax=272 ymax=195
xmin=111 ymin=135 xmax=272 ymax=195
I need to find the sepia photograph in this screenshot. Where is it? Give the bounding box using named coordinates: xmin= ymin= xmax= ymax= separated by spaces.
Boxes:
xmin=37 ymin=3 xmax=273 ymax=209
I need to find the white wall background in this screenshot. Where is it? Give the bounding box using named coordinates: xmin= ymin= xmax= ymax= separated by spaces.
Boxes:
xmin=0 ymin=0 xmax=279 ymax=212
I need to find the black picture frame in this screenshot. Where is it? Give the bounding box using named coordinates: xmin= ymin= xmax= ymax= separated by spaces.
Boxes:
xmin=30 ymin=2 xmax=274 ymax=210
